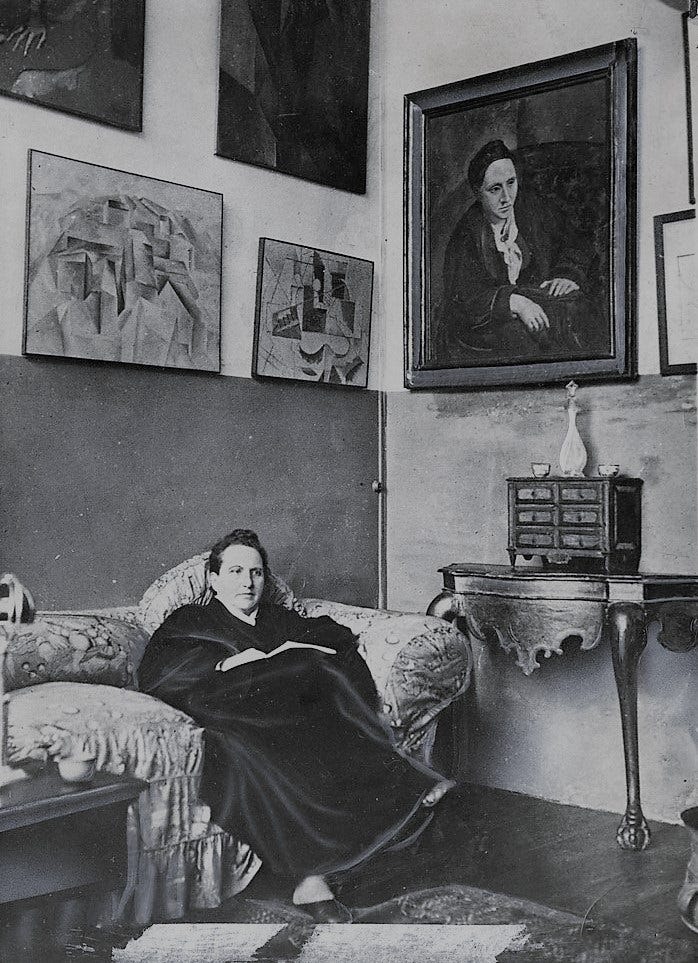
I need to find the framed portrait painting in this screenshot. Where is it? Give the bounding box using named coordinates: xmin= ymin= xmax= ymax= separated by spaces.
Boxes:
xmin=23 ymin=151 xmax=223 ymax=372
xmin=655 ymin=209 xmax=697 ymax=376
xmin=404 ymin=39 xmax=637 ymax=390
xmin=252 ymin=238 xmax=373 ymax=387
xmin=0 ymin=0 xmax=145 ymax=130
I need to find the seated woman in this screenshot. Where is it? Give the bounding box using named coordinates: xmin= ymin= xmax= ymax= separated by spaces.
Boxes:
xmin=138 ymin=529 xmax=454 ymax=924
xmin=439 ymin=138 xmax=607 ymax=365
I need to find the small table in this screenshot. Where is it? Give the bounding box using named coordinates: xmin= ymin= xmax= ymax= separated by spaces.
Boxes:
xmin=0 ymin=765 xmax=145 ymax=955
xmin=428 ymin=564 xmax=698 ymax=852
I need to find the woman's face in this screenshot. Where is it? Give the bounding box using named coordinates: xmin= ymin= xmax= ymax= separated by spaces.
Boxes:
xmin=209 ymin=544 xmax=265 ymax=615
xmin=477 ymin=158 xmax=518 ymax=224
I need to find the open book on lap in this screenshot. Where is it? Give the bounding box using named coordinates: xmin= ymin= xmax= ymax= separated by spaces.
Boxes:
xmin=216 ymin=640 xmax=336 ymax=672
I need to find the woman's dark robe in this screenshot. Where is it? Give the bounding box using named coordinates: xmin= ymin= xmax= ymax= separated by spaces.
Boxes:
xmin=439 ymin=192 xmax=607 ymax=363
xmin=137 ymin=598 xmax=440 ymax=878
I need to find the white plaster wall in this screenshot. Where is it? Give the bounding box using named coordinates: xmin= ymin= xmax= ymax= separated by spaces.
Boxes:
xmin=0 ymin=0 xmax=383 ymax=387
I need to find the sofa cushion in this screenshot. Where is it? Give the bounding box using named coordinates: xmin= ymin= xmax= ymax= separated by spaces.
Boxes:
xmin=138 ymin=552 xmax=304 ymax=635
xmin=7 ymin=682 xmax=202 ymax=785
xmin=0 ymin=614 xmax=148 ymax=691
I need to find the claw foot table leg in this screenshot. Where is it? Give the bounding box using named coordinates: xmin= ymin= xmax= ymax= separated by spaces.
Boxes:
xmin=607 ymin=601 xmax=651 ymax=851
xmin=616 ymin=810 xmax=651 ymax=851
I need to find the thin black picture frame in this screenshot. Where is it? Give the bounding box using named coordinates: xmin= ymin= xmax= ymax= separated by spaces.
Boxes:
xmin=654 ymin=208 xmax=697 ymax=376
xmin=404 ymin=39 xmax=638 ymax=391
xmin=683 ymin=13 xmax=695 ymax=206
xmin=23 ymin=150 xmax=223 ymax=374
xmin=252 ymin=237 xmax=374 ymax=388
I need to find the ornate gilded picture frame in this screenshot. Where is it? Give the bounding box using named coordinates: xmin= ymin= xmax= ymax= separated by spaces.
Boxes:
xmin=404 ymin=39 xmax=637 ymax=390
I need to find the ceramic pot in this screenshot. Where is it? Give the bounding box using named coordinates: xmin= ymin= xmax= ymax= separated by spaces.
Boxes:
xmin=57 ymin=755 xmax=97 ymax=784
xmin=678 ymin=806 xmax=698 ymax=933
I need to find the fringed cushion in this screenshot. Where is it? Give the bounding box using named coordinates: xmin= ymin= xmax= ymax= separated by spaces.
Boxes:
xmin=0 ymin=614 xmax=148 ymax=691
xmin=138 ymin=553 xmax=303 ymax=636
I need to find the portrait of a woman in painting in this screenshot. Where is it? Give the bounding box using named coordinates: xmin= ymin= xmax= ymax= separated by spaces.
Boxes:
xmin=405 ymin=39 xmax=636 ymax=389
xmin=437 ymin=137 xmax=608 ymax=366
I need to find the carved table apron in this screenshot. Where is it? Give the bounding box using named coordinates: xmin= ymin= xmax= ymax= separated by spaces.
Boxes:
xmin=427 ymin=564 xmax=698 ymax=851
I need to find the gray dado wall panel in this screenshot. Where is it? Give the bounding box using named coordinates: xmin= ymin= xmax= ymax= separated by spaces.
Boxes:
xmin=1 ymin=356 xmax=379 ymax=610
xmin=386 ymin=375 xmax=698 ymax=823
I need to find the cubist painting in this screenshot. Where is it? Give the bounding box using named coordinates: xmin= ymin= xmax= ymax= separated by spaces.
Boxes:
xmin=24 ymin=151 xmax=223 ymax=372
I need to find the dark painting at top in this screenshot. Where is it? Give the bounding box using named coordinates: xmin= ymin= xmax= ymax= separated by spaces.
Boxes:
xmin=217 ymin=0 xmax=370 ymax=193
xmin=0 ymin=0 xmax=144 ymax=130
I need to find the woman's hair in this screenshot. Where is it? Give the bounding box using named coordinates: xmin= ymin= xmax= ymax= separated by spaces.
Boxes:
xmin=467 ymin=138 xmax=518 ymax=191
xmin=208 ymin=529 xmax=270 ymax=577
xmin=200 ymin=529 xmax=271 ymax=604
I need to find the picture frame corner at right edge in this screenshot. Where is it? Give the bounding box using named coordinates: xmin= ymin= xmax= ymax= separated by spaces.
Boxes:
xmin=653 ymin=207 xmax=697 ymax=377
xmin=683 ymin=11 xmax=696 ymax=207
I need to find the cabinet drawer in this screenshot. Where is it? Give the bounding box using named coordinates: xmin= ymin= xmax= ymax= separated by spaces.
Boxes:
xmin=560 ymin=486 xmax=600 ymax=503
xmin=560 ymin=531 xmax=603 ymax=549
xmin=560 ymin=508 xmax=601 ymax=525
xmin=517 ymin=509 xmax=555 ymax=525
xmin=517 ymin=531 xmax=554 ymax=548
xmin=515 ymin=485 xmax=554 ymax=502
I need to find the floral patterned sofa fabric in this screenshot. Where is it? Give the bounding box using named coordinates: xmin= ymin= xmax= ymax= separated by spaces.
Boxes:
xmin=4 ymin=559 xmax=473 ymax=926
xmin=0 ymin=613 xmax=149 ymax=691
xmin=303 ymin=599 xmax=472 ymax=757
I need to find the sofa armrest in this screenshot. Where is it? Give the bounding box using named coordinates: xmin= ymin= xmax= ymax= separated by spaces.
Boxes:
xmin=37 ymin=605 xmax=144 ymax=626
xmin=302 ymin=599 xmax=472 ymax=752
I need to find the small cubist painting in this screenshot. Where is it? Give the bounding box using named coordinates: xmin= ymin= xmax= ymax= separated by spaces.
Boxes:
xmin=0 ymin=0 xmax=145 ymax=130
xmin=217 ymin=0 xmax=371 ymax=193
xmin=252 ymin=238 xmax=373 ymax=387
xmin=23 ymin=150 xmax=223 ymax=372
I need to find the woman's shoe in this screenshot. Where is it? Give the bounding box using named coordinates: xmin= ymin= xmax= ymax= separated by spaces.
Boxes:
xmin=301 ymin=898 xmax=353 ymax=923
xmin=422 ymin=778 xmax=456 ymax=808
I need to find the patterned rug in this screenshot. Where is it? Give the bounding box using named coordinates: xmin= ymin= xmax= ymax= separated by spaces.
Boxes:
xmin=71 ymin=885 xmax=697 ymax=962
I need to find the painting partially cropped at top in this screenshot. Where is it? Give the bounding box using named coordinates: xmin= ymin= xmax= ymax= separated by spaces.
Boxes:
xmin=217 ymin=0 xmax=371 ymax=193
xmin=0 ymin=0 xmax=144 ymax=130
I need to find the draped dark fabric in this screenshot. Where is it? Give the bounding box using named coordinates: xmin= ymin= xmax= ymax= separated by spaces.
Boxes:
xmin=439 ymin=193 xmax=607 ymax=362
xmin=138 ymin=599 xmax=439 ymax=878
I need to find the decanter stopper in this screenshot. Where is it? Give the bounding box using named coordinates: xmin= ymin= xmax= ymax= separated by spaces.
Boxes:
xmin=558 ymin=381 xmax=587 ymax=477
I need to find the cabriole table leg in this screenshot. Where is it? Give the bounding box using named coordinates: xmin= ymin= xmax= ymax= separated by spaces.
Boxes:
xmin=606 ymin=601 xmax=651 ymax=851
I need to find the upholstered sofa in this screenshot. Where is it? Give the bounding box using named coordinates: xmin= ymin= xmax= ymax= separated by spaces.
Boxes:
xmin=2 ymin=555 xmax=472 ymax=927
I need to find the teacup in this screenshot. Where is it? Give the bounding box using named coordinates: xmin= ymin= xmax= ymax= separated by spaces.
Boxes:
xmin=531 ymin=463 xmax=551 ymax=478
xmin=57 ymin=754 xmax=97 ymax=784
xmin=597 ymin=464 xmax=620 ymax=477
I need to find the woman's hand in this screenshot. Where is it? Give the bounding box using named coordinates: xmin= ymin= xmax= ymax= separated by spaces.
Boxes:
xmin=539 ymin=277 xmax=580 ymax=297
xmin=510 ymin=293 xmax=549 ymax=333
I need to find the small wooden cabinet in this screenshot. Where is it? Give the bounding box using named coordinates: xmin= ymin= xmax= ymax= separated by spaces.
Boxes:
xmin=507 ymin=476 xmax=642 ymax=573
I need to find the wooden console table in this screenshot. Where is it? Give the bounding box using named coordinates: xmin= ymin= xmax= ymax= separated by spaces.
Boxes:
xmin=427 ymin=564 xmax=698 ymax=852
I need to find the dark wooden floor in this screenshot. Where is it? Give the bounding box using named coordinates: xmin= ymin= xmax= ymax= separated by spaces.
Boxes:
xmin=238 ymin=782 xmax=698 ymax=946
